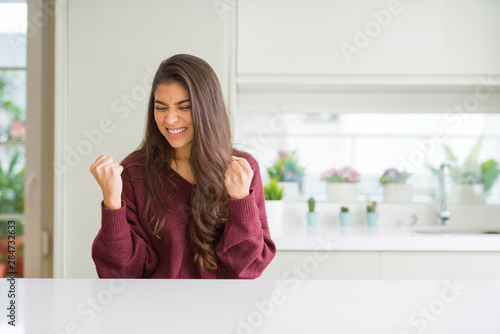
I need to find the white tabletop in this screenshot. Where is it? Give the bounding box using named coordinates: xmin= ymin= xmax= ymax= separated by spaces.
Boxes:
xmin=1 ymin=279 xmax=499 ymax=333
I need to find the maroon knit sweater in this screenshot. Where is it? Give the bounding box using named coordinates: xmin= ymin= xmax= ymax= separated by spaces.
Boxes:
xmin=91 ymin=149 xmax=276 ymax=279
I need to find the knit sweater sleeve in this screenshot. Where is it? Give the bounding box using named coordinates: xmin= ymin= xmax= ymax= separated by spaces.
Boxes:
xmin=215 ymin=159 xmax=277 ymax=279
xmin=91 ymin=175 xmax=158 ymax=278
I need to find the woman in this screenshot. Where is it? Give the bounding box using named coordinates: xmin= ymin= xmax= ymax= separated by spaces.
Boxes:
xmin=90 ymin=54 xmax=276 ymax=278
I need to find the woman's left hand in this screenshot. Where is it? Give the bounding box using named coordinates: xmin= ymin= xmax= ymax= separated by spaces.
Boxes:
xmin=225 ymin=156 xmax=254 ymax=199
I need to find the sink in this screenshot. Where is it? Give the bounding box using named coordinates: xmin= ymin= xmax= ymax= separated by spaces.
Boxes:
xmin=410 ymin=225 xmax=500 ymax=234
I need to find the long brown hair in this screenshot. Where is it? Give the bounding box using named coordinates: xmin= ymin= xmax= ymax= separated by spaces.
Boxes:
xmin=124 ymin=54 xmax=233 ymax=271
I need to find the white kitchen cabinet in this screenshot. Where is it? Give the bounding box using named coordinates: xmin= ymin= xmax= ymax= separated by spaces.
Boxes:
xmin=238 ymin=0 xmax=500 ymax=76
xmin=260 ymin=250 xmax=500 ymax=280
xmin=259 ymin=251 xmax=380 ymax=280
xmin=380 ymin=251 xmax=500 ymax=280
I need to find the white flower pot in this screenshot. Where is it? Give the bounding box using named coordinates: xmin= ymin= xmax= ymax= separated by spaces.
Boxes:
xmin=451 ymin=184 xmax=484 ymax=204
xmin=326 ymin=183 xmax=357 ymax=203
xmin=382 ymin=183 xmax=413 ymax=203
xmin=265 ymin=200 xmax=285 ymax=226
xmin=278 ymin=181 xmax=299 ymax=202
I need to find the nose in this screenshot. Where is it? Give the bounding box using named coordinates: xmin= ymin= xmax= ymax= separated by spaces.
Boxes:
xmin=164 ymin=109 xmax=179 ymax=126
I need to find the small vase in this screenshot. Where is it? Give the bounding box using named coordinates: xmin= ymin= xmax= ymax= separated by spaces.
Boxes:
xmin=326 ymin=183 xmax=357 ymax=203
xmin=307 ymin=212 xmax=319 ymax=226
xmin=450 ymin=184 xmax=484 ymax=204
xmin=366 ymin=212 xmax=379 ymax=226
xmin=264 ymin=200 xmax=285 ymax=226
xmin=338 ymin=212 xmax=352 ymax=226
xmin=382 ymin=183 xmax=413 ymax=203
xmin=278 ymin=181 xmax=300 ymax=202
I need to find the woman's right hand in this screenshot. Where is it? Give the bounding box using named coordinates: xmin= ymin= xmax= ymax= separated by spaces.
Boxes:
xmin=90 ymin=155 xmax=124 ymax=210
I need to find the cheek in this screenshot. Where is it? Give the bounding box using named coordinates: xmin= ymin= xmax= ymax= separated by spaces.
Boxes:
xmin=187 ymin=119 xmax=194 ymax=134
xmin=187 ymin=115 xmax=193 ymax=127
xmin=154 ymin=113 xmax=162 ymax=126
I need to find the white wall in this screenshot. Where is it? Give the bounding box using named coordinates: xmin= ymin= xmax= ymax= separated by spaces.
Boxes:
xmin=60 ymin=0 xmax=226 ymax=278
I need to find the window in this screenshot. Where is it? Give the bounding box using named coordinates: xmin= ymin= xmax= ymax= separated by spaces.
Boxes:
xmin=236 ymin=110 xmax=500 ymax=205
xmin=0 ymin=1 xmax=27 ymax=277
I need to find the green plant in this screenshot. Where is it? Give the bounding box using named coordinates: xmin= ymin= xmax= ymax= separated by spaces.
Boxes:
xmin=481 ymin=159 xmax=500 ymax=195
xmin=308 ymin=197 xmax=315 ymax=212
xmin=367 ymin=201 xmax=377 ymax=212
xmin=0 ymin=71 xmax=25 ymax=141
xmin=427 ymin=137 xmax=500 ymax=195
xmin=0 ymin=72 xmax=25 ymax=219
xmin=0 ymin=151 xmax=25 ymax=215
xmin=379 ymin=168 xmax=411 ymax=184
xmin=0 ymin=221 xmax=24 ymax=238
xmin=428 ymin=136 xmax=484 ymax=184
xmin=263 ymin=177 xmax=284 ymax=200
xmin=267 ymin=150 xmax=306 ymax=182
xmin=340 ymin=206 xmax=349 ymax=212
xmin=447 ymin=135 xmax=483 ymax=184
xmin=0 ymin=245 xmax=5 ymax=263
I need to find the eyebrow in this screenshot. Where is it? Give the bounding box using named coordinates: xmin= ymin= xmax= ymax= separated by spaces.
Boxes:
xmin=154 ymin=99 xmax=191 ymax=106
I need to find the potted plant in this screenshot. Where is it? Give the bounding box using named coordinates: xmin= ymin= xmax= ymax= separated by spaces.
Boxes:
xmin=321 ymin=166 xmax=360 ymax=203
xmin=264 ymin=177 xmax=285 ymax=226
xmin=379 ymin=168 xmax=413 ymax=203
xmin=306 ymin=197 xmax=319 ymax=226
xmin=447 ymin=136 xmax=484 ymax=204
xmin=0 ymin=151 xmax=25 ymax=214
xmin=427 ymin=136 xmax=500 ymax=204
xmin=482 ymin=159 xmax=500 ymax=200
xmin=338 ymin=206 xmax=351 ymax=226
xmin=267 ymin=150 xmax=306 ymax=202
xmin=366 ymin=201 xmax=378 ymax=226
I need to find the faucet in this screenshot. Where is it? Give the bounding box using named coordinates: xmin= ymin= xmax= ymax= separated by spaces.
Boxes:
xmin=438 ymin=161 xmax=455 ymax=225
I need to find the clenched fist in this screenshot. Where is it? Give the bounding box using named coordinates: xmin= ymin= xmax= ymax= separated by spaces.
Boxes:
xmin=225 ymin=156 xmax=254 ymax=200
xmin=90 ymin=155 xmax=124 ymax=210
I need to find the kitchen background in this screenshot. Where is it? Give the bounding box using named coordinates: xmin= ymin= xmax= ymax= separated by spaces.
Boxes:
xmin=0 ymin=0 xmax=499 ymax=278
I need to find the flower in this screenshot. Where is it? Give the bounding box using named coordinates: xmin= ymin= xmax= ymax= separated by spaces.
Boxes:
xmin=379 ymin=168 xmax=411 ymax=184
xmin=320 ymin=168 xmax=337 ymax=180
xmin=267 ymin=150 xmax=306 ymax=182
xmin=321 ymin=166 xmax=360 ymax=183
xmin=9 ymin=119 xmax=26 ymax=138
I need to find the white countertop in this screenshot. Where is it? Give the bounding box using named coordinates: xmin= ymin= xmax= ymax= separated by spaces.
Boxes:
xmin=269 ymin=223 xmax=500 ymax=251
xmin=1 ymin=278 xmax=499 ymax=334
xmin=267 ymin=201 xmax=500 ymax=252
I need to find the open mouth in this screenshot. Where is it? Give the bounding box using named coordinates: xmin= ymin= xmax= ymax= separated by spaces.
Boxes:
xmin=167 ymin=127 xmax=187 ymax=134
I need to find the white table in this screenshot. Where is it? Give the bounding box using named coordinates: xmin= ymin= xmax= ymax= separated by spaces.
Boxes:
xmin=1 ymin=279 xmax=499 ymax=333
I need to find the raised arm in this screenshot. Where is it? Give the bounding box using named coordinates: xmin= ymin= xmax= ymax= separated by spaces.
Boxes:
xmin=90 ymin=155 xmax=158 ymax=278
xmin=216 ymin=158 xmax=276 ymax=278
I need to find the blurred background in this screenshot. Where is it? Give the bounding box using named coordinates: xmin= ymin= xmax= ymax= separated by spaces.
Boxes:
xmin=0 ymin=0 xmax=499 ymax=278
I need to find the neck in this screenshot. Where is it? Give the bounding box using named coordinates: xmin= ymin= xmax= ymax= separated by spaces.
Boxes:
xmin=174 ymin=146 xmax=191 ymax=163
